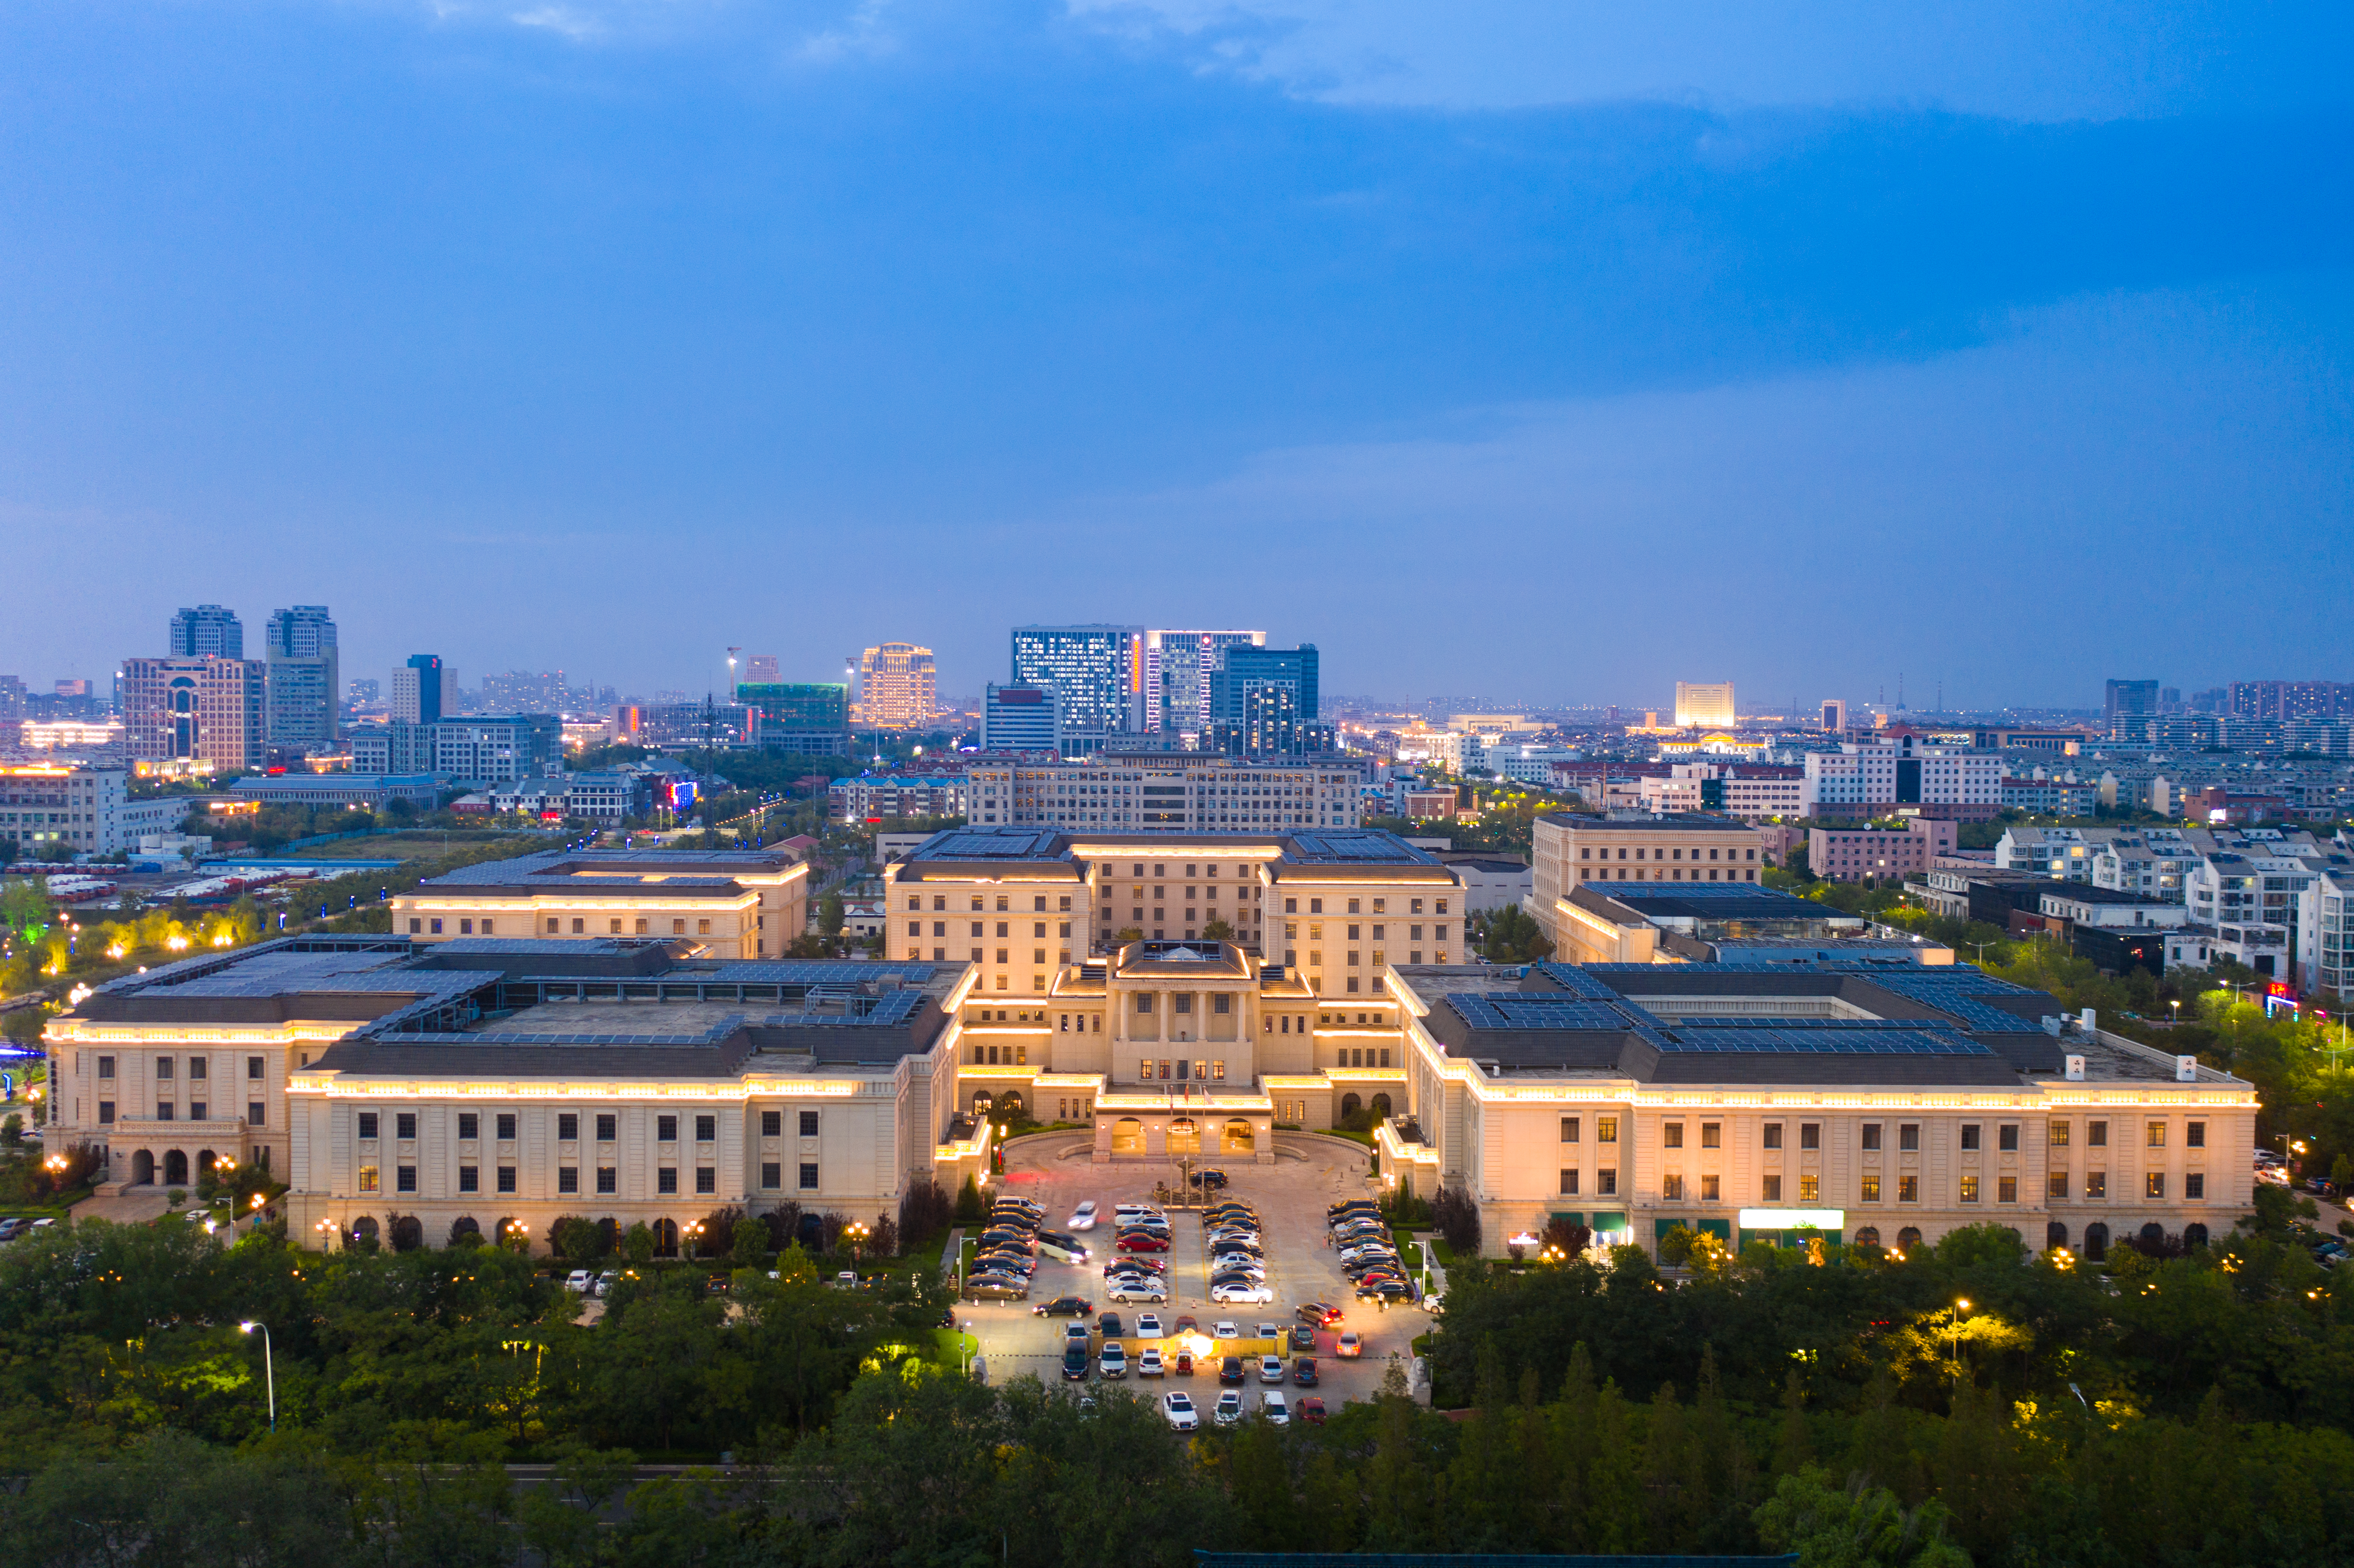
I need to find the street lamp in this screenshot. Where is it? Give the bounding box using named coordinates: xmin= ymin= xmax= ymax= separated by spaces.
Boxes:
xmin=846 ymin=1221 xmax=870 ymax=1266
xmin=684 ymin=1220 xmax=705 ymax=1262
xmin=240 ymin=1322 xmax=275 ymax=1431
xmin=1949 ymin=1298 xmax=1971 ymax=1372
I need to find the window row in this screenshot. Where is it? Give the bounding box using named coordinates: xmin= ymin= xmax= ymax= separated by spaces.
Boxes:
xmin=1596 ymin=1170 xmax=2212 ymax=1204
xmin=91 ymin=1055 xmax=267 ymax=1081
xmin=353 ymin=1162 xmax=819 ymax=1194
xmin=1280 ymin=897 xmax=1448 ymax=916
xmin=907 ymin=893 xmax=1077 ymax=912
xmin=93 ymin=1101 xmax=266 ymax=1126
xmin=1579 ymin=846 xmax=1757 ymax=862
xmin=909 ymin=921 xmax=1074 ymax=938
xmin=1137 ymin=1059 xmax=1227 ymax=1081
xmin=1572 ymin=1118 xmax=2213 ymax=1152
xmin=354 ymin=1110 xmax=819 ymax=1141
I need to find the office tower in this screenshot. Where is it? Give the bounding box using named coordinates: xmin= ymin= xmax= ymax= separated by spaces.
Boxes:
xmin=983 ymin=684 xmax=1062 ymax=753
xmin=744 ymin=654 xmax=779 ymax=684
xmin=121 ymin=657 xmax=267 ymax=770
xmin=1010 ymin=625 xmax=1143 ymax=736
xmin=737 ymin=682 xmax=848 ymax=731
xmin=392 ymin=655 xmax=457 ymax=725
xmin=0 ymin=675 xmax=23 ymax=719
xmin=858 ymin=643 xmax=938 ymax=729
xmin=262 ymin=605 xmax=340 ymax=748
xmin=2104 ymin=679 xmax=2159 ymax=739
xmin=481 ymin=670 xmax=572 ymax=712
xmin=1209 ymin=644 xmax=1320 ymax=753
xmin=1143 ymin=629 xmax=1264 ymax=733
xmin=349 ymin=678 xmax=381 ymax=706
xmin=1820 ymin=699 xmax=1847 ymax=732
xmin=168 ymin=604 xmax=244 ymax=660
xmin=1673 ymin=681 xmax=1736 ymax=729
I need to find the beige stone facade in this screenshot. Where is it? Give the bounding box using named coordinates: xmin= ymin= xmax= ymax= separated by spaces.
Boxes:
xmin=393 ymin=847 xmax=809 ymax=960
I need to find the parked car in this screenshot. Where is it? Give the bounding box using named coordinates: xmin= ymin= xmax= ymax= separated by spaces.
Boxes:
xmin=1293 ymin=1358 xmax=1318 ymax=1386
xmin=1212 ymin=1321 xmax=1240 ymax=1339
xmin=1336 ymin=1330 xmax=1363 ymax=1358
xmin=1116 ymin=1232 xmax=1171 ymax=1253
xmin=1355 ymin=1279 xmax=1411 ymax=1304
xmin=1174 ymin=1350 xmax=1195 ymax=1377
xmin=566 ymin=1270 xmax=593 ymax=1293
xmin=1135 ymin=1313 xmax=1165 ymax=1338
xmin=1189 ymin=1168 xmax=1230 ymax=1189
xmin=965 ymin=1278 xmax=1029 ymax=1303
xmin=1220 ymin=1356 xmax=1246 ymax=1385
xmin=1296 ymin=1302 xmax=1344 ymax=1328
xmin=1214 ymin=1391 xmax=1244 ymax=1427
xmin=1062 ymin=1346 xmax=1090 ymax=1381
xmin=1172 ymin=1315 xmax=1199 ymax=1336
xmin=1138 ymin=1347 xmax=1165 ymax=1377
xmin=1289 ymin=1325 xmax=1316 ymax=1352
xmin=1298 ymin=1397 xmax=1328 ymax=1425
xmin=1100 ymin=1343 xmax=1128 ymax=1379
xmin=1162 ymin=1391 xmax=1199 ymax=1430
xmin=1258 ymin=1356 xmax=1286 ymax=1385
xmin=1213 ymin=1282 xmax=1275 ymax=1304
xmin=1064 ymin=1322 xmax=1092 ymax=1344
xmin=1036 ymin=1235 xmax=1091 ymax=1264
xmin=1034 ymin=1295 xmax=1095 ymax=1317
xmin=1098 ymin=1312 xmax=1126 ymax=1338
xmin=1108 ymin=1277 xmax=1169 ymax=1304
xmin=1068 ymin=1200 xmax=1099 ymax=1232
xmin=1261 ymin=1391 xmax=1291 ymax=1426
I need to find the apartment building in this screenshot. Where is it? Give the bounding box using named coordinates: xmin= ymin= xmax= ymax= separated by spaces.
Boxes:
xmin=393 ymin=847 xmax=810 ymax=959
xmin=0 ymin=765 xmax=195 ymax=857
xmin=121 ymin=656 xmax=268 ymax=773
xmin=964 ymin=753 xmax=1366 ymax=833
xmin=1807 ymin=818 xmax=1958 ymax=882
xmin=1375 ymin=958 xmax=2255 ymax=1259
xmin=1801 ymin=734 xmax=2002 ymax=821
xmin=1529 ymin=810 xmax=1764 ymax=933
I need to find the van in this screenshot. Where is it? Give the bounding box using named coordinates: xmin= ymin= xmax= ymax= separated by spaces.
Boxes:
xmin=1038 ymin=1237 xmax=1090 ymax=1264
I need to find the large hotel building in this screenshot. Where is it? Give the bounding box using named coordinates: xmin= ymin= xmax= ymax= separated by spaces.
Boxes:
xmin=44 ymin=827 xmax=2255 ymax=1263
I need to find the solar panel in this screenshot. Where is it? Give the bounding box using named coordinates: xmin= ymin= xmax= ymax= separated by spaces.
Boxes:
xmin=1444 ymin=992 xmax=1667 ymax=1039
xmin=1659 ymin=1024 xmax=1993 ymax=1056
xmin=1283 ymin=831 xmax=1432 ymax=864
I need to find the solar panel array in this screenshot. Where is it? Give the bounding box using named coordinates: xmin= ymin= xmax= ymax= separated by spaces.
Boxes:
xmin=916 ymin=829 xmax=1062 ymax=860
xmin=1444 ymin=992 xmax=1666 ymax=1039
xmin=1530 ymin=963 xmax=1627 ymax=1000
xmin=1660 ymin=1024 xmax=1993 ymax=1057
xmin=170 ymin=951 xmax=447 ymax=997
xmin=1283 ymin=831 xmax=1433 ymax=865
xmin=705 ymin=961 xmax=940 ymax=986
xmin=1863 ymin=970 xmax=2045 ymax=1033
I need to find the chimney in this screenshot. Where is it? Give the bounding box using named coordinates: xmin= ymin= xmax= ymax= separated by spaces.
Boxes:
xmin=2064 ymin=1054 xmax=2086 ymax=1082
xmin=2176 ymin=1055 xmax=2199 ymax=1083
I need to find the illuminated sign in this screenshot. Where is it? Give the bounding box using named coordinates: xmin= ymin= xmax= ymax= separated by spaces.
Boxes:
xmin=1736 ymin=1208 xmax=1844 ymax=1231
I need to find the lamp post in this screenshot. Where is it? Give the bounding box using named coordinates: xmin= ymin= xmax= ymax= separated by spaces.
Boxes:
xmin=1949 ymin=1297 xmax=1971 ymax=1374
xmin=240 ymin=1321 xmax=275 ymax=1431
xmin=846 ymin=1221 xmax=869 ymax=1267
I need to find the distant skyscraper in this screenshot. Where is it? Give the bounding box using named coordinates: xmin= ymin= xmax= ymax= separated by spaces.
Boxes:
xmin=168 ymin=604 xmax=243 ymax=660
xmin=858 ymin=643 xmax=937 ymax=729
xmin=122 ymin=656 xmax=266 ymax=771
xmin=1209 ymin=644 xmax=1320 ymax=753
xmin=2104 ymin=679 xmax=2160 ymax=739
xmin=393 ymin=655 xmax=456 ymax=725
xmin=1820 ymin=699 xmax=1847 ymax=732
xmin=1144 ymin=629 xmax=1264 ymax=733
xmin=1010 ymin=625 xmax=1143 ymax=736
xmin=349 ymin=678 xmax=381 ymax=707
xmin=743 ymin=654 xmax=779 ymax=685
xmin=263 ymin=605 xmax=340 ymax=749
xmin=1673 ymin=681 xmax=1736 ymax=729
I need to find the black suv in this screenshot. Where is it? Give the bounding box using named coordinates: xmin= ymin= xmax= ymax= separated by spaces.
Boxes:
xmin=1219 ymin=1356 xmax=1246 ymax=1385
xmin=1033 ymin=1295 xmax=1094 ymax=1318
xmin=1062 ymin=1346 xmax=1090 ymax=1381
xmin=1189 ymin=1168 xmax=1230 ymax=1189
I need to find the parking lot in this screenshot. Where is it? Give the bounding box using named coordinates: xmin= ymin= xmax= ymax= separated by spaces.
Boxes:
xmin=958 ymin=1132 xmax=1434 ymax=1412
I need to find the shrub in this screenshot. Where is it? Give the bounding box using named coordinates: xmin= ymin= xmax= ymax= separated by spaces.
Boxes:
xmin=899 ymin=1179 xmax=952 ymax=1251
xmin=1432 ymin=1184 xmax=1482 ymax=1257
xmin=953 ymin=1174 xmax=986 ymax=1224
xmin=550 ymin=1215 xmax=604 ymax=1263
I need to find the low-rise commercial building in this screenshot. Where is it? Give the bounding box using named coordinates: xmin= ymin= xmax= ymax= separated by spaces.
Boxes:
xmin=1801 ymin=734 xmax=2002 ymax=822
xmin=1808 ymin=819 xmax=1957 ymax=882
xmin=228 ymin=773 xmax=444 ymax=812
xmin=0 ymin=765 xmax=190 ymax=856
xmin=394 ymin=847 xmax=810 ymax=960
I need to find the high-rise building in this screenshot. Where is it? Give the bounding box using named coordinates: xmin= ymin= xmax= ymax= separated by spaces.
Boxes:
xmin=262 ymin=605 xmax=340 ymax=749
xmin=1673 ymin=681 xmax=1736 ymax=729
xmin=982 ymin=684 xmax=1062 ymax=753
xmin=2104 ymin=679 xmax=2160 ymax=739
xmin=392 ymin=656 xmax=457 ymax=725
xmin=858 ymin=643 xmax=938 ymax=729
xmin=1820 ymin=699 xmax=1847 ymax=732
xmin=744 ymin=654 xmax=779 ymax=684
xmin=349 ymin=678 xmax=381 ymax=707
xmin=168 ymin=604 xmax=244 ymax=660
xmin=1143 ymin=629 xmax=1264 ymax=733
xmin=121 ymin=656 xmax=267 ymax=771
xmin=1011 ymin=625 xmax=1143 ymax=736
xmin=1208 ymin=644 xmax=1321 ymax=753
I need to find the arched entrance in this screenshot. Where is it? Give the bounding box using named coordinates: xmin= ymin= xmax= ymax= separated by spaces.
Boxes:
xmin=1166 ymin=1118 xmax=1201 ymax=1154
xmin=2183 ymin=1223 xmax=2209 ymax=1248
xmin=496 ymin=1217 xmax=525 ymax=1250
xmin=2046 ymin=1222 xmax=2068 ymax=1252
xmin=2083 ymin=1222 xmax=2109 ymax=1262
xmin=389 ymin=1214 xmax=423 ymax=1252
xmin=1111 ymin=1118 xmax=1144 ymax=1155
xmin=596 ymin=1217 xmax=621 ymax=1256
xmin=1221 ymin=1119 xmax=1255 ymax=1155
xmin=1369 ymin=1093 xmax=1392 ymax=1120
xmin=2138 ymin=1222 xmax=2166 ymax=1249
xmin=1339 ymin=1093 xmax=1361 ymax=1119
xmin=1895 ymin=1227 xmax=1922 ymax=1253
xmin=997 ymin=1092 xmax=1025 ymax=1122
xmin=131 ymin=1150 xmax=154 ymax=1186
xmin=162 ymin=1150 xmax=189 ymax=1187
xmin=196 ymin=1150 xmax=216 ymax=1182
xmin=1852 ymin=1226 xmax=1881 ymax=1248
xmin=654 ymin=1218 xmax=679 ymax=1257
xmin=448 ymin=1216 xmax=482 ymax=1247
xmin=352 ymin=1216 xmax=381 ymax=1249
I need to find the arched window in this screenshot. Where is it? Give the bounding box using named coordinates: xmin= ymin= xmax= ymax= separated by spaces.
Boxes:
xmin=131 ymin=1150 xmax=155 ymax=1186
xmin=998 ymin=1091 xmax=1025 ymax=1120
xmin=196 ymin=1150 xmax=216 ymax=1180
xmin=2046 ymin=1222 xmax=2068 ymax=1252
xmin=1896 ymin=1227 xmax=1922 ymax=1252
xmin=162 ymin=1149 xmax=189 ymax=1187
xmin=597 ymin=1216 xmax=621 ymax=1256
xmin=1222 ymin=1119 xmax=1255 ymax=1154
xmin=352 ymin=1216 xmax=380 ymax=1247
xmin=1339 ymin=1093 xmax=1362 ymax=1119
xmin=2084 ymin=1222 xmax=2110 ymax=1262
xmin=389 ymin=1214 xmax=423 ymax=1252
xmin=2183 ymin=1223 xmax=2209 ymax=1248
xmin=971 ymin=1091 xmax=995 ymax=1115
xmin=1369 ymin=1093 xmax=1393 ymax=1120
xmin=1852 ymin=1226 xmax=1881 ymax=1248
xmin=448 ymin=1216 xmax=482 ymax=1247
xmin=1110 ymin=1118 xmax=1144 ymax=1155
xmin=495 ymin=1217 xmax=524 ymax=1250
xmin=654 ymin=1218 xmax=680 ymax=1257
xmin=2139 ymin=1222 xmax=2166 ymax=1248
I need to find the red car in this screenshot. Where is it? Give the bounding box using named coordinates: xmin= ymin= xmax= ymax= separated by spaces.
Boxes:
xmin=1104 ymin=1255 xmax=1166 ymax=1275
xmin=1116 ymin=1232 xmax=1171 ymax=1253
xmin=1173 ymin=1350 xmax=1195 ymax=1377
xmin=1298 ymin=1397 xmax=1327 ymax=1425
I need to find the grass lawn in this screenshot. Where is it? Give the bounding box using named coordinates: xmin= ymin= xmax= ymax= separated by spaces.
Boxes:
xmin=1314 ymin=1127 xmax=1376 ymax=1149
xmin=1424 ymin=1237 xmax=1459 ymax=1269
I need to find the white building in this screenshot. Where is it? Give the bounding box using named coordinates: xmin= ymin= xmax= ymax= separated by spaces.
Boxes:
xmin=1673 ymin=681 xmax=1735 ymax=728
xmin=982 ymin=684 xmax=1063 ymax=754
xmin=0 ymin=765 xmax=191 ymax=858
xmin=2298 ymin=870 xmax=2354 ymax=997
xmin=1800 ymin=735 xmax=2001 ymax=818
xmin=964 ymin=753 xmax=1364 ymax=834
xmin=1996 ymin=825 xmax=2099 ymax=880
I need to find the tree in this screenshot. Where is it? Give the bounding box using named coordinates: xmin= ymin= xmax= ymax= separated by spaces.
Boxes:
xmin=624 ymin=1221 xmax=657 ymax=1264
xmin=1433 ymin=1183 xmax=1482 ymax=1256
xmin=1202 ymin=918 xmax=1236 ymax=940
xmin=1753 ymin=1466 xmax=1970 ymax=1568
xmin=551 ymin=1215 xmax=604 ymax=1263
xmin=1476 ymin=904 xmax=1554 ymax=964
xmin=731 ymin=1216 xmax=769 ymax=1270
xmin=953 ymin=1173 xmax=986 ymax=1224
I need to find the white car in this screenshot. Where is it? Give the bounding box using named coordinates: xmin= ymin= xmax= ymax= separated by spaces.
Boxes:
xmin=565 ymin=1270 xmax=593 ymax=1294
xmin=1213 ymin=1390 xmax=1244 ymax=1426
xmin=1100 ymin=1344 xmax=1128 ymax=1379
xmin=1261 ymin=1391 xmax=1291 ymax=1426
xmin=1135 ymin=1313 xmax=1164 ymax=1338
xmin=1212 ymin=1320 xmax=1241 ymax=1339
xmin=1108 ymin=1278 xmax=1169 ymax=1304
xmin=1213 ymin=1283 xmax=1274 ymax=1305
xmin=1258 ymin=1356 xmax=1286 ymax=1384
xmin=1068 ymin=1201 xmax=1099 ymax=1232
xmin=1137 ymin=1347 xmax=1165 ymax=1377
xmin=1162 ymin=1391 xmax=1199 ymax=1431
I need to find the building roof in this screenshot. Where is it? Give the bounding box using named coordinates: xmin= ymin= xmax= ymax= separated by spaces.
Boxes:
xmin=891 ymin=825 xmax=1454 ymax=883
xmin=1538 ymin=812 xmax=1754 ymax=834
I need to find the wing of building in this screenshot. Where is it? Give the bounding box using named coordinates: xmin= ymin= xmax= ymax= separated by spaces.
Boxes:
xmin=392 ymin=846 xmax=810 ymax=960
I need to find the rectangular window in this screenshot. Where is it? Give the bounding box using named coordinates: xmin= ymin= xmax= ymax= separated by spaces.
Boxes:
xmin=97 ymin=1056 xmax=115 ymax=1080
xmin=1763 ymin=1123 xmax=1784 ymax=1149
xmin=800 ymin=1162 xmax=820 ymax=1190
xmin=695 ymin=1114 xmax=716 ymax=1142
xmin=1597 ymin=1168 xmax=1617 ymax=1195
xmin=396 ymin=1112 xmax=417 ymax=1140
xmin=761 ymin=1110 xmax=782 ymax=1137
xmin=1860 ymin=1172 xmax=1881 ymax=1202
xmin=247 ymin=1055 xmax=264 ymax=1080
xmin=1898 ymin=1174 xmax=1919 ymax=1203
xmin=2145 ymin=1172 xmax=2167 ymax=1199
xmin=156 ymin=1058 xmax=173 ymax=1080
xmin=557 ymin=1166 xmax=579 ymax=1194
xmin=1797 ymin=1174 xmax=1819 ymax=1203
xmin=657 ymin=1168 xmax=679 ymax=1195
xmin=1559 ymin=1168 xmax=1579 ymax=1195
xmin=1961 ymin=1124 xmax=1980 ymax=1151
xmin=1664 ymin=1123 xmax=1684 ymax=1149
xmin=800 ymin=1110 xmax=822 ymax=1137
xmin=2146 ymin=1121 xmax=2167 ymax=1148
xmin=1959 ymin=1173 xmax=1979 ymax=1203
xmin=762 ymin=1162 xmax=782 ymax=1189
xmin=1860 ymin=1123 xmax=1881 ymax=1151
xmin=1998 ymin=1175 xmax=2018 ymax=1203
xmin=658 ymin=1114 xmax=678 ymax=1141
xmin=596 ymin=1114 xmax=617 ymax=1141
xmin=358 ymin=1112 xmax=379 ymax=1139
xmin=2049 ymin=1170 xmax=2068 ymax=1200
xmin=2187 ymin=1120 xmax=2206 ymax=1148
xmin=1661 ymin=1173 xmax=1684 ymax=1201
xmin=1800 ymin=1123 xmax=1820 ymax=1151
xmin=458 ymin=1165 xmax=479 ymax=1193
xmin=696 ymin=1167 xmax=716 ymax=1194
xmin=496 ymin=1113 xmax=517 ymax=1140
xmin=358 ymin=1165 xmax=379 ymax=1193
xmin=497 ymin=1166 xmax=517 ymax=1194
xmin=2050 ymin=1120 xmax=2071 ymax=1147
xmin=1560 ymin=1116 xmax=1580 ymax=1143
xmin=2088 ymin=1120 xmax=2108 ymax=1147
xmin=391 ymin=1164 xmax=414 ymax=1193
xmin=2186 ymin=1172 xmax=2205 ymax=1199
xmin=596 ymin=1167 xmax=617 ymax=1195
xmin=189 ymin=1058 xmax=207 ymax=1081
xmin=1701 ymin=1174 xmax=1721 ymax=1202
xmin=458 ymin=1112 xmax=479 ymax=1140
xmin=1999 ymin=1124 xmax=2019 ymax=1152
xmin=556 ymin=1113 xmax=578 ymax=1141
xmin=187 ymin=1101 xmax=206 ymax=1122
xmin=2085 ymin=1172 xmax=2106 ymax=1199
xmin=248 ymin=1102 xmax=265 ymax=1126
xmin=1762 ymin=1173 xmax=1781 ymax=1202
xmin=1700 ymin=1122 xmax=1721 ymax=1149
xmin=1597 ymin=1117 xmax=1618 ymax=1144
xmin=1899 ymin=1123 xmax=1920 ymax=1152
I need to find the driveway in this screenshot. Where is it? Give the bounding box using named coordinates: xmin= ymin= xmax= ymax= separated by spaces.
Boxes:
xmin=960 ymin=1131 xmax=1431 ymax=1412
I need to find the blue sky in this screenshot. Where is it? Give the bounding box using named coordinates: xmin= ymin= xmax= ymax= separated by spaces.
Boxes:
xmin=2 ymin=1 xmax=2348 ymax=711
